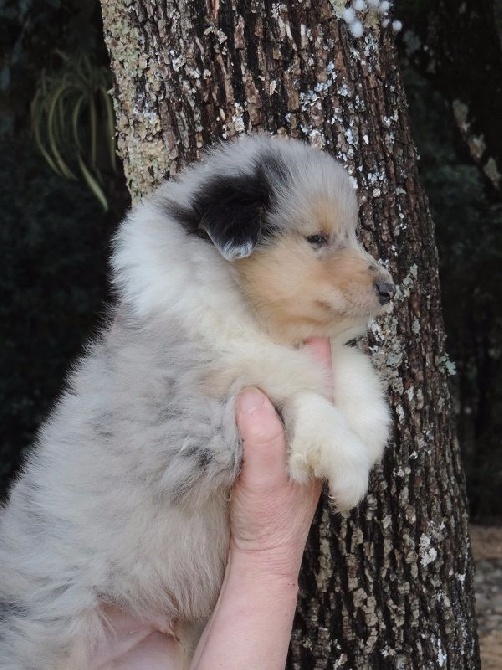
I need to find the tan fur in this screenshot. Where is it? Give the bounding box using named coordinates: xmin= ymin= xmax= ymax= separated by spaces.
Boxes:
xmin=236 ymin=235 xmax=390 ymax=345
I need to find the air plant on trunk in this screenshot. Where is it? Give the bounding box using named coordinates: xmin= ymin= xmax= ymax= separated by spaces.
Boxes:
xmin=31 ymin=51 xmax=117 ymax=210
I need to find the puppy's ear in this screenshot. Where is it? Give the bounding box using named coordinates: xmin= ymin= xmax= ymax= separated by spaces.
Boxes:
xmin=192 ymin=169 xmax=271 ymax=261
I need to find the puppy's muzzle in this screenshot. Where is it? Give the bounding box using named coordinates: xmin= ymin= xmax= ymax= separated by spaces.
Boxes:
xmin=374 ymin=281 xmax=396 ymax=305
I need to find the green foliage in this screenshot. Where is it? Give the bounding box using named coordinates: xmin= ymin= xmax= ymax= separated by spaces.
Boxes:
xmin=0 ymin=0 xmax=129 ymax=498
xmin=31 ymin=51 xmax=117 ymax=210
xmin=0 ymin=0 xmax=107 ymax=134
xmin=404 ymin=68 xmax=502 ymax=520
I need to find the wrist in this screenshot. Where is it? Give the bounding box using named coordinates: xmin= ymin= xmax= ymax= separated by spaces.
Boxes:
xmin=190 ymin=539 xmax=301 ymax=669
xmin=191 ymin=559 xmax=299 ymax=670
xmin=226 ymin=544 xmax=302 ymax=589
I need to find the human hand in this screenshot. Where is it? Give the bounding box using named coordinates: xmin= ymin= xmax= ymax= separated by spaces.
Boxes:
xmin=191 ymin=337 xmax=333 ymax=669
xmin=230 ymin=337 xmax=332 ymax=577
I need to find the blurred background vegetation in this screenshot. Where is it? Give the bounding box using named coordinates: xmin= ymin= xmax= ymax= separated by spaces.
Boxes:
xmin=0 ymin=0 xmax=130 ymax=487
xmin=0 ymin=0 xmax=501 ymax=521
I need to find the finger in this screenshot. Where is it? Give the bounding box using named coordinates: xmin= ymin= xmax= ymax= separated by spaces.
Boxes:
xmin=304 ymin=337 xmax=333 ymax=399
xmin=236 ymin=388 xmax=287 ymax=486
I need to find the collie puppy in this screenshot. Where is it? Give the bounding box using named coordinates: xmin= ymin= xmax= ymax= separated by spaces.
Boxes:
xmin=0 ymin=135 xmax=394 ymax=668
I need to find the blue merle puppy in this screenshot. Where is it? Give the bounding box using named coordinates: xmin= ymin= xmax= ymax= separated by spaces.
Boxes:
xmin=0 ymin=135 xmax=394 ymax=669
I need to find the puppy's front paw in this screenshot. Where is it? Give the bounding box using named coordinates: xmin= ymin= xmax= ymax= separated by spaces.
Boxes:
xmin=286 ymin=393 xmax=370 ymax=511
xmin=331 ymin=344 xmax=391 ymax=466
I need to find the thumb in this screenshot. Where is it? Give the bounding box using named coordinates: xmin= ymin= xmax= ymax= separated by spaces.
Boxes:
xmin=236 ymin=388 xmax=287 ymax=487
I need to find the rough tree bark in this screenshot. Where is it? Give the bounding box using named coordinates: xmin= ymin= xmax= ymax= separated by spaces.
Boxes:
xmin=100 ymin=1 xmax=480 ymax=667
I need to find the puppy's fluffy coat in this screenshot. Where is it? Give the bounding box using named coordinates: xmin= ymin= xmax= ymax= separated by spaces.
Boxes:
xmin=0 ymin=136 xmax=393 ymax=668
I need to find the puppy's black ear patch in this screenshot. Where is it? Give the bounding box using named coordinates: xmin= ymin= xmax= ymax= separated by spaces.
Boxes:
xmin=163 ymin=150 xmax=290 ymax=261
xmin=191 ymin=169 xmax=272 ymax=261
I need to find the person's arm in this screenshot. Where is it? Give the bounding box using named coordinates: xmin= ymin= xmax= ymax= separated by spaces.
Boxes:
xmin=191 ymin=337 xmax=331 ymax=669
xmin=191 ymin=386 xmax=322 ymax=669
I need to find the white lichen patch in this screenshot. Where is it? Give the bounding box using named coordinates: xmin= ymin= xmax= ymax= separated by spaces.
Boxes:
xmin=328 ymin=0 xmax=347 ymax=15
xmin=367 ymin=167 xmax=386 ymax=185
xmin=419 ymin=534 xmax=438 ymax=567
xmin=271 ymin=3 xmax=293 ymax=39
xmin=393 ymin=211 xmax=407 ymax=238
xmin=296 ymin=60 xmax=343 ymax=147
xmin=380 ymin=645 xmax=397 ymax=658
xmin=468 ymin=133 xmax=486 ymax=162
xmin=309 ymin=129 xmax=326 ymax=149
xmin=316 ymin=505 xmax=334 ymax=593
xmin=438 ymin=354 xmax=456 ymax=376
xmin=395 ymin=263 xmax=418 ymax=301
xmin=368 ymin=313 xmax=405 ymax=394
xmin=430 ymin=634 xmax=448 ymax=667
xmin=333 ymin=654 xmax=349 ymax=669
xmin=452 ymin=99 xmax=470 ymax=132
xmin=232 ymin=103 xmax=246 ymax=133
xmin=396 ymin=405 xmax=405 ymax=423
xmin=299 ymin=89 xmax=322 ymax=112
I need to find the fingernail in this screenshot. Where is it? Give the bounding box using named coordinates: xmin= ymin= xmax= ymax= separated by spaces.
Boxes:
xmin=238 ymin=388 xmax=266 ymax=415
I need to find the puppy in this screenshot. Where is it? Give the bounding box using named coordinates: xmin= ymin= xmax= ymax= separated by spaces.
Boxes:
xmin=0 ymin=135 xmax=394 ymax=668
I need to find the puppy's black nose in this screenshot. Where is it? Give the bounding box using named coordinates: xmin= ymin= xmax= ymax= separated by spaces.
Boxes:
xmin=374 ymin=281 xmax=396 ymax=305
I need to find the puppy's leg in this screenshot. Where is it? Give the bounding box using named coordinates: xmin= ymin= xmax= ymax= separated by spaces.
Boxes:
xmin=283 ymin=346 xmax=390 ymax=510
xmin=214 ymin=347 xmax=371 ymax=510
xmin=330 ymin=344 xmax=390 ymax=466
xmin=284 ymin=393 xmax=371 ymax=511
xmin=213 ymin=346 xmax=380 ymax=510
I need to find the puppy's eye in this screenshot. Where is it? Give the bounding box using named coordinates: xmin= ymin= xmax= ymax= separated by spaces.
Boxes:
xmin=305 ymin=233 xmax=329 ymax=249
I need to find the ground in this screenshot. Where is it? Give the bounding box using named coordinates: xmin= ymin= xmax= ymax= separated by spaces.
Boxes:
xmin=470 ymin=524 xmax=502 ymax=669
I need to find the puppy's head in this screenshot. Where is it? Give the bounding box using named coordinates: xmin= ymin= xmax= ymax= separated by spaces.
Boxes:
xmin=168 ymin=136 xmax=394 ymax=344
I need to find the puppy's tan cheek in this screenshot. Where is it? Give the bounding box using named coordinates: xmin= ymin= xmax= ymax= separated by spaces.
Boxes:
xmin=235 ymin=239 xmax=334 ymax=331
xmin=237 ymin=239 xmax=307 ymax=305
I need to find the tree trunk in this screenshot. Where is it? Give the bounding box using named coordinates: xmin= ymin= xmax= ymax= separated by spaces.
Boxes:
xmin=100 ymin=1 xmax=480 ymax=667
